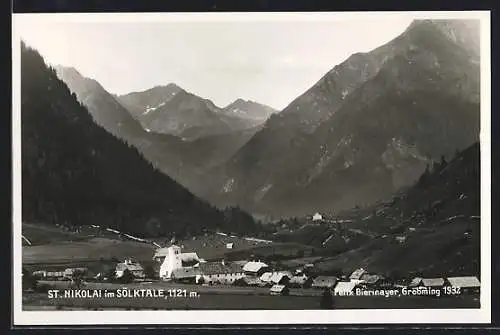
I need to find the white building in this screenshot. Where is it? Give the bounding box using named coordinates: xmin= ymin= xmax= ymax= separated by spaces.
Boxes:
xmin=242 ymin=261 xmax=269 ymax=277
xmin=158 ymin=245 xmax=200 ymax=279
xmin=312 ymin=213 xmax=323 ymax=221
xmin=270 ymin=284 xmax=289 ymax=296
xmin=349 ymin=268 xmax=367 ymax=284
xmin=334 ymin=281 xmax=357 ymax=295
xmin=421 ymin=278 xmax=446 ymax=288
xmin=447 ymin=276 xmax=480 ymax=288
xmin=260 ymin=271 xmax=293 ymax=285
xmin=446 ymin=276 xmax=480 ymax=293
xmin=196 ymin=260 xmax=246 ymax=285
xmin=115 ymin=259 xmax=145 ymax=279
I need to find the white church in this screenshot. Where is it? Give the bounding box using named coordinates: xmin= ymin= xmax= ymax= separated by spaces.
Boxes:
xmin=154 ymin=245 xmax=201 ymax=279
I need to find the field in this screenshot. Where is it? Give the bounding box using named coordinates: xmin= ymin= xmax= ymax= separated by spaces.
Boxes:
xmin=22 ymin=223 xmax=314 ymax=271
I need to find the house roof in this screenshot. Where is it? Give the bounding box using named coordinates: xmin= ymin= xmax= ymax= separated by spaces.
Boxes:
xmin=312 ymin=276 xmax=338 ymax=287
xmin=421 ymin=278 xmax=445 ymax=287
xmin=260 ymin=272 xmax=273 ymax=282
xmin=270 ymin=284 xmax=287 ymax=292
xmin=349 ymin=268 xmax=366 ymax=280
xmin=289 ymin=275 xmax=310 ymax=285
xmin=360 ymin=273 xmax=381 ymax=284
xmin=171 ymin=267 xmax=200 ymax=279
xmin=271 ymin=272 xmax=292 ymax=283
xmin=180 ymin=252 xmax=200 ymax=262
xmin=409 ymin=277 xmax=423 ymax=287
xmin=334 ymin=281 xmax=357 ymax=294
xmin=116 ymin=262 xmax=144 ymax=272
xmin=447 ymin=276 xmax=480 ymax=288
xmin=243 ymin=261 xmax=269 ymax=272
xmin=260 ymin=271 xmax=292 ymax=283
xmin=198 ymin=262 xmax=243 ymax=275
xmin=243 ymin=277 xmax=262 ymax=285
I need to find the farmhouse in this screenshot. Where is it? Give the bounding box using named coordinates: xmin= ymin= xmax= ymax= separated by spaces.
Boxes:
xmin=63 ymin=267 xmax=88 ymax=279
xmin=236 ymin=277 xmax=265 ymax=287
xmin=312 ymin=276 xmax=338 ymax=289
xmin=170 ymin=267 xmax=200 ymax=283
xmin=421 ymin=278 xmax=445 ymax=288
xmin=334 ymin=281 xmax=357 ymax=295
xmin=289 ymin=274 xmax=313 ymax=288
xmin=312 ymin=213 xmax=323 ymax=221
xmin=196 ymin=261 xmax=245 ymax=285
xmin=395 ymin=236 xmax=407 ymax=244
xmin=36 ymin=270 xmax=65 ymax=279
xmin=359 ymin=273 xmax=382 ymax=287
xmin=115 ymin=259 xmax=145 ymax=278
xmin=158 ymin=245 xmax=200 ymax=279
xmin=447 ymin=276 xmax=480 ymax=293
xmin=270 ymin=284 xmax=289 ymax=296
xmin=349 ymin=268 xmax=367 ymax=283
xmin=242 ymin=261 xmax=269 ymax=277
xmin=260 ymin=271 xmax=293 ymax=285
xmin=408 ymin=277 xmax=423 ymax=287
xmin=32 ymin=270 xmax=47 ymax=278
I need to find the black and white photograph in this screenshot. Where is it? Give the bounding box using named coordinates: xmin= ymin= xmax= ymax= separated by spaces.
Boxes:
xmin=12 ymin=11 xmax=491 ymax=325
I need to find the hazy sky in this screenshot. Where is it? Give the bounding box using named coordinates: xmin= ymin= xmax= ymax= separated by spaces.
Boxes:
xmin=15 ymin=14 xmax=414 ymax=110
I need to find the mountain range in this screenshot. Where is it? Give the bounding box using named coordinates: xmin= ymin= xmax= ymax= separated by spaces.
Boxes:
xmin=205 ymin=19 xmax=480 ymax=217
xmin=50 ymin=19 xmax=480 ymax=221
xmin=116 ymin=85 xmax=276 ymax=141
xmin=54 ymin=66 xmax=274 ymax=191
xmin=21 ymin=42 xmax=259 ymax=238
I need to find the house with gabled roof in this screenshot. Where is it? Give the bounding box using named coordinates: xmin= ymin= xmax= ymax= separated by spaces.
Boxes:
xmin=197 ymin=260 xmax=245 ymax=285
xmin=421 ymin=278 xmax=445 ymax=288
xmin=270 ymin=284 xmax=289 ymax=296
xmin=116 ymin=259 xmax=145 ymax=279
xmin=349 ymin=268 xmax=366 ymax=283
xmin=242 ymin=261 xmax=269 ymax=277
xmin=334 ymin=281 xmax=357 ymax=295
xmin=447 ymin=276 xmax=480 ymax=293
xmin=289 ymin=274 xmax=313 ymax=288
xmin=312 ymin=276 xmax=337 ymax=289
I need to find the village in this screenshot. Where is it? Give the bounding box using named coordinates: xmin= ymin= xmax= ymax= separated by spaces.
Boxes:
xmin=23 ymin=240 xmax=481 ymax=309
xmin=21 ymin=211 xmax=481 ymax=310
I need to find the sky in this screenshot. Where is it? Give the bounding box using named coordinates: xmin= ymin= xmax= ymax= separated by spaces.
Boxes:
xmin=14 ymin=13 xmax=414 ymax=110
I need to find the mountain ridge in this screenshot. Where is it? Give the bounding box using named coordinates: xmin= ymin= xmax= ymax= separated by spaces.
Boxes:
xmin=116 ymin=84 xmax=274 ymax=140
xmin=207 ymin=19 xmax=480 ymax=217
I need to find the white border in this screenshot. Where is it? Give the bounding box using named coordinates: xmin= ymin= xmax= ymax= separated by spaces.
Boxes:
xmin=12 ymin=11 xmax=491 ymax=325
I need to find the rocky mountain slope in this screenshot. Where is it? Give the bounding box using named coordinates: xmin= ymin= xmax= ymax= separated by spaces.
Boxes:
xmin=222 ymin=98 xmax=277 ymax=122
xmin=116 ymin=86 xmax=273 ymax=141
xmin=21 ymin=42 xmax=258 ymax=238
xmin=116 ymin=83 xmax=183 ymax=121
xmin=54 ymin=65 xmax=147 ymax=142
xmin=54 ymin=66 xmax=264 ymax=193
xmin=210 ymin=19 xmax=480 ymax=217
xmin=278 ymin=142 xmax=480 ymax=277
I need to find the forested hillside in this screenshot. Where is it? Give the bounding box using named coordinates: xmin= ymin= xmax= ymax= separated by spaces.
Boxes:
xmin=20 ymin=42 xmax=256 ymax=238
